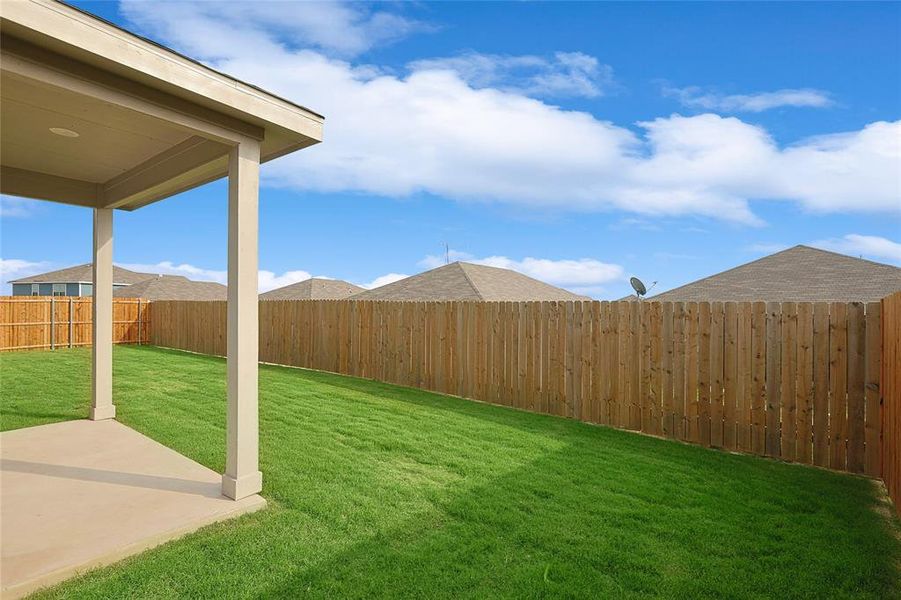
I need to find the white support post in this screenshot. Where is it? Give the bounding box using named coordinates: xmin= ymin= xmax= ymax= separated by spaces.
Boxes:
xmin=90 ymin=208 xmax=115 ymax=420
xmin=222 ymin=139 xmax=262 ymax=501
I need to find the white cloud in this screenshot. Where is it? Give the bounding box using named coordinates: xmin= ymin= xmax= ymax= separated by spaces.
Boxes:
xmin=119 ymin=2 xmax=901 ymax=225
xmin=120 ymin=0 xmax=424 ymax=58
xmin=409 ymin=51 xmax=614 ymax=98
xmin=664 ymin=86 xmax=834 ymax=112
xmin=419 ymin=251 xmax=624 ymax=289
xmin=771 ymin=122 xmax=901 ymax=214
xmin=813 ymin=234 xmax=901 ymax=264
xmin=0 ymin=258 xmax=51 ymax=293
xmin=359 ymin=273 xmax=408 ymax=289
xmin=0 ymin=196 xmax=42 ymax=218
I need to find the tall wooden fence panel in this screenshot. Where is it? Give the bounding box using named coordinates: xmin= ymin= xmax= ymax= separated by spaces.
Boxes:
xmin=150 ymin=299 xmax=885 ymax=475
xmin=881 ymin=292 xmax=901 ymax=515
xmin=0 ymin=297 xmax=151 ymax=351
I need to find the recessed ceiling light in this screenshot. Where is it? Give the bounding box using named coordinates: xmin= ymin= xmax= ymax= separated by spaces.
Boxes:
xmin=49 ymin=127 xmax=79 ymax=138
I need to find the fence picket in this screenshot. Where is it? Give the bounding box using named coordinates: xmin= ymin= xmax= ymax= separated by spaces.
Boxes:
xmin=672 ymin=302 xmax=686 ymax=440
xmin=846 ymin=302 xmax=866 ymax=474
xmin=710 ymin=302 xmax=725 ymax=448
xmin=685 ymin=302 xmax=700 ymax=443
xmin=864 ymin=303 xmax=882 ymax=477
xmin=781 ymin=302 xmax=798 ymax=461
xmin=796 ymin=303 xmax=814 ymax=464
xmin=830 ymin=303 xmax=849 ymax=471
xmin=698 ymin=302 xmax=712 ymax=446
xmin=812 ymin=303 xmax=831 ymax=467
xmin=723 ymin=302 xmax=738 ymax=450
xmin=765 ymin=302 xmax=782 ymax=458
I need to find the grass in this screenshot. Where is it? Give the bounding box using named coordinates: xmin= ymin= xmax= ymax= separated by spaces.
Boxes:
xmin=1 ymin=345 xmax=899 ymax=599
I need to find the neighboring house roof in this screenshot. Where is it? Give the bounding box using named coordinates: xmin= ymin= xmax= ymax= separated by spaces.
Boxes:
xmin=113 ymin=275 xmax=226 ymax=301
xmin=260 ymin=278 xmax=364 ymax=300
xmin=10 ymin=263 xmax=155 ymax=285
xmin=351 ymin=262 xmax=590 ymax=301
xmin=650 ymin=245 xmax=901 ymax=303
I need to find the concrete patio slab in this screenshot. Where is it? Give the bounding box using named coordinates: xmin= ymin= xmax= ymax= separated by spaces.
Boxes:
xmin=0 ymin=419 xmax=265 ymax=599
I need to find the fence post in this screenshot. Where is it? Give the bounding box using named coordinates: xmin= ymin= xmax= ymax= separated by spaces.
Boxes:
xmin=50 ymin=297 xmax=55 ymax=350
xmin=68 ymin=297 xmax=73 ymax=348
xmin=137 ymin=299 xmax=142 ymax=344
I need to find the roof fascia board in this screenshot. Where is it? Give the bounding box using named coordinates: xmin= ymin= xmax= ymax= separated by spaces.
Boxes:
xmin=0 ymin=0 xmax=323 ymax=139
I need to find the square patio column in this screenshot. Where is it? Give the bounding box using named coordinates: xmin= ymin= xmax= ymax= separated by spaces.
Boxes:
xmin=222 ymin=139 xmax=263 ymax=501
xmin=90 ymin=208 xmax=115 ymax=420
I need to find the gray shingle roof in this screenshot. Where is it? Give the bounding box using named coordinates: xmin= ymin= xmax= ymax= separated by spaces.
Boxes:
xmin=260 ymin=278 xmax=364 ymax=300
xmin=650 ymin=245 xmax=901 ymax=303
xmin=10 ymin=263 xmax=156 ymax=285
xmin=351 ymin=262 xmax=590 ymax=301
xmin=113 ymin=275 xmax=226 ymax=301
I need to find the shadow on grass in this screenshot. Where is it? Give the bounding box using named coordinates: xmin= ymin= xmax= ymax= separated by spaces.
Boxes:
xmin=254 ymin=440 xmax=899 ymax=599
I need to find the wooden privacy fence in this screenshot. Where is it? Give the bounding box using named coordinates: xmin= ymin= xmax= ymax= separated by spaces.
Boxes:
xmin=0 ymin=297 xmax=151 ymax=351
xmin=152 ymin=299 xmax=885 ymax=476
xmin=882 ymin=292 xmax=901 ymax=515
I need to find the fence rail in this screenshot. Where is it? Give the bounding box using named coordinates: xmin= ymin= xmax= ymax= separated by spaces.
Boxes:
xmin=151 ymin=299 xmax=884 ymax=476
xmin=0 ymin=297 xmax=151 ymax=351
xmin=882 ymin=292 xmax=901 ymax=515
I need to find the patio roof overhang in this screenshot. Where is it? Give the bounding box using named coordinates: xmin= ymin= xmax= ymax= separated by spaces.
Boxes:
xmin=0 ymin=0 xmax=324 ymax=505
xmin=0 ymin=0 xmax=323 ymax=209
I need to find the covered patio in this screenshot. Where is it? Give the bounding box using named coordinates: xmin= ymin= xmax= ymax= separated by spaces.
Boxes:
xmin=0 ymin=0 xmax=322 ymax=596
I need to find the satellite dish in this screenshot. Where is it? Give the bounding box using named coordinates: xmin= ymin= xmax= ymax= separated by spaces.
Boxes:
xmin=630 ymin=277 xmax=647 ymax=297
xmin=630 ymin=276 xmax=657 ymax=300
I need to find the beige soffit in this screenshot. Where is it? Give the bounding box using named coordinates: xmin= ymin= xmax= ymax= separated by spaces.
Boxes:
xmin=0 ymin=0 xmax=324 ymax=210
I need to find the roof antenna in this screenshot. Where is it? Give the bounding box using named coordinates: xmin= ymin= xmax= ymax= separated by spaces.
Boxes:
xmin=443 ymin=241 xmax=450 ymax=265
xmin=630 ymin=276 xmax=657 ymax=300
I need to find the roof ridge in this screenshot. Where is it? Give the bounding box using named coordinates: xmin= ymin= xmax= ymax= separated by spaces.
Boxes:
xmin=455 ymin=262 xmax=485 ymax=300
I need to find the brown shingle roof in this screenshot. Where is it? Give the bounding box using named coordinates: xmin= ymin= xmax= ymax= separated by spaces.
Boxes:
xmin=260 ymin=278 xmax=364 ymax=300
xmin=351 ymin=262 xmax=590 ymax=301
xmin=10 ymin=263 xmax=156 ymax=285
xmin=113 ymin=275 xmax=226 ymax=301
xmin=651 ymin=245 xmax=901 ymax=303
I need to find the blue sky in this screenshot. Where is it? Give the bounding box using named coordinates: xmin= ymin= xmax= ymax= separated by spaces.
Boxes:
xmin=2 ymin=1 xmax=899 ymax=297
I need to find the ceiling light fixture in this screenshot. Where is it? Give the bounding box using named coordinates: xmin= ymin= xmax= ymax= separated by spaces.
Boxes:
xmin=49 ymin=127 xmax=79 ymax=138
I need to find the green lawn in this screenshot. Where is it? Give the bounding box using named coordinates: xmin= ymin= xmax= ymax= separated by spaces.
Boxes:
xmin=1 ymin=345 xmax=898 ymax=599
